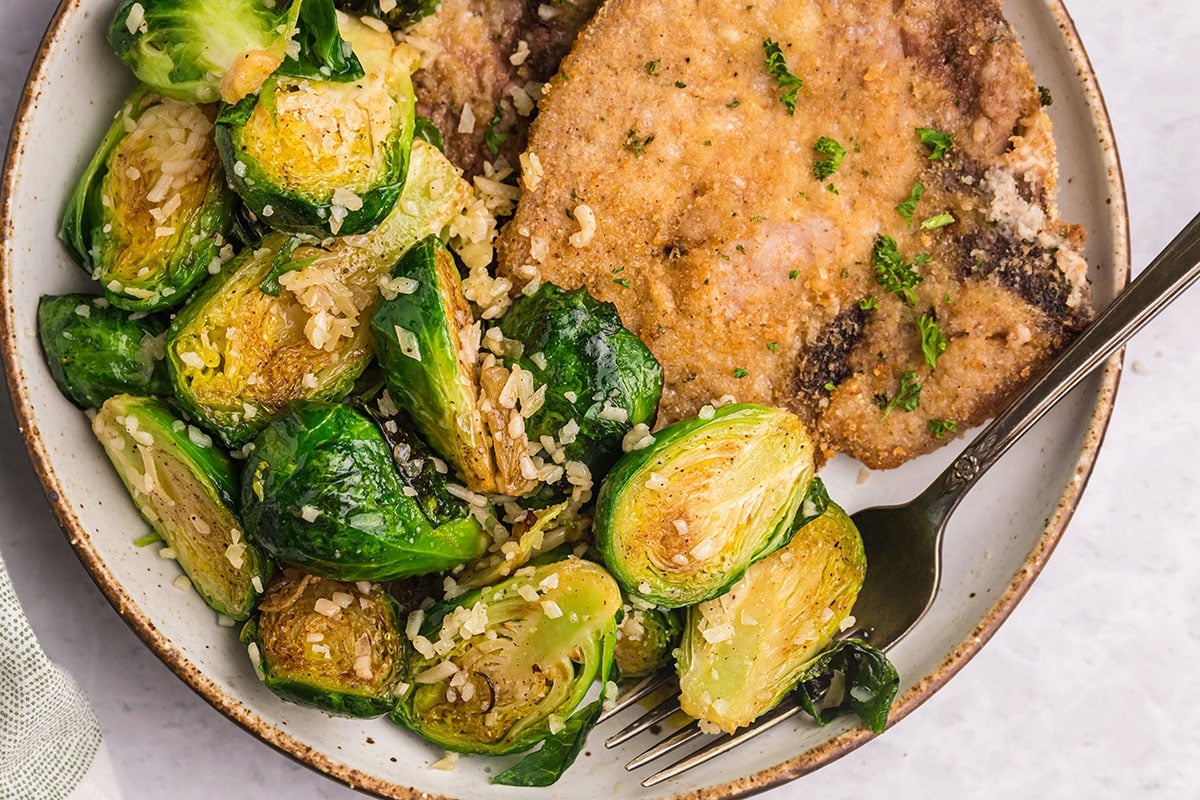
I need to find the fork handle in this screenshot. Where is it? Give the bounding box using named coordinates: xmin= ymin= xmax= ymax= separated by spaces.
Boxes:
xmin=918 ymin=211 xmax=1200 ymax=521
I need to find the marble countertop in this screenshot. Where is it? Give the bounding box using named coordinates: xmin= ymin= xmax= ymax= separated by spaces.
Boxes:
xmin=2 ymin=1 xmax=1198 ymax=797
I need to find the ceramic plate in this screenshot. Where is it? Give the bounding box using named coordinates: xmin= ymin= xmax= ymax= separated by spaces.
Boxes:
xmin=0 ymin=1 xmax=1127 ymax=798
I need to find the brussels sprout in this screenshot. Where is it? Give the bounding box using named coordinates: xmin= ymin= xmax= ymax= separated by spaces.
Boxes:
xmin=335 ymin=0 xmax=439 ymax=28
xmin=107 ymin=0 xmax=300 ymax=103
xmin=242 ymin=402 xmax=488 ymax=581
xmin=242 ymin=570 xmax=405 ymax=717
xmin=37 ymin=294 xmax=169 ymax=409
xmin=369 ymin=236 xmax=497 ymax=493
xmin=167 ymin=139 xmax=471 ymax=446
xmin=614 ymin=602 xmax=682 ymax=679
xmin=92 ymin=394 xmax=270 ymax=619
xmin=594 ymin=403 xmax=815 ymax=607
xmin=676 ymin=500 xmax=866 ymax=732
xmin=496 ymin=283 xmax=664 ymax=490
xmin=60 ymin=87 xmax=234 ymax=311
xmin=391 ymin=557 xmax=620 ymax=756
xmin=216 ymin=14 xmax=416 ymax=236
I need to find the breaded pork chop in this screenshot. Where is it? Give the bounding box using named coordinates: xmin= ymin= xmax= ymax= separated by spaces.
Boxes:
xmin=402 ymin=0 xmax=602 ymax=178
xmin=497 ymin=0 xmax=1090 ymax=469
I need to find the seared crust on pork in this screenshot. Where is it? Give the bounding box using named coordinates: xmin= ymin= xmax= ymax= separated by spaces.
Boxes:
xmin=497 ymin=0 xmax=1090 ymax=469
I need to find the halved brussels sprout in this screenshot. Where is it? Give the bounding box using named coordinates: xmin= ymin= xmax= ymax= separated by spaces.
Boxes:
xmin=108 ymin=0 xmax=300 ymax=103
xmin=497 ymin=284 xmax=664 ymax=488
xmin=335 ymin=0 xmax=439 ymax=28
xmin=167 ymin=139 xmax=471 ymax=446
xmin=614 ymin=601 xmax=682 ymax=679
xmin=37 ymin=294 xmax=169 ymax=410
xmin=242 ymin=402 xmax=488 ymax=581
xmin=92 ymin=394 xmax=270 ymax=619
xmin=242 ymin=569 xmax=405 ymax=717
xmin=216 ymin=14 xmax=416 ymax=236
xmin=677 ymin=500 xmax=866 ymax=732
xmin=594 ymin=403 xmax=815 ymax=607
xmin=391 ymin=557 xmax=620 ymax=755
xmin=60 ymin=87 xmax=233 ymax=312
xmin=369 ymin=236 xmax=496 ymax=493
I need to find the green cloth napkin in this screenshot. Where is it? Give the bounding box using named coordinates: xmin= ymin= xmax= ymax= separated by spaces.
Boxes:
xmin=0 ymin=549 xmax=117 ymax=799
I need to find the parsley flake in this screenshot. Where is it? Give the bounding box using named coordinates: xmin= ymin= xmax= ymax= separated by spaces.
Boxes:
xmin=624 ymin=129 xmax=655 ymax=157
xmin=813 ymin=136 xmax=846 ymax=180
xmin=823 ymin=382 xmax=836 ymax=392
xmin=788 ymin=269 xmax=800 ymax=280
xmin=826 ymin=182 xmax=839 ymax=195
xmin=896 ymin=182 xmax=924 ymax=226
xmin=916 ymin=312 xmax=947 ymax=370
xmin=871 ymin=235 xmax=927 ymax=305
xmin=883 ymin=371 xmax=922 ymax=416
xmin=928 ymin=419 xmax=958 ymax=439
xmin=1038 ymin=85 xmax=1053 ymax=107
xmin=734 ymin=368 xmax=749 ymax=379
xmin=611 ymin=266 xmax=630 ymax=288
xmin=859 ymin=296 xmax=878 ymax=311
xmin=644 ymin=59 xmax=661 ymax=75
xmin=916 ymin=127 xmax=954 ymax=160
xmin=763 ymin=39 xmax=804 ymax=115
xmin=483 ymin=110 xmax=508 ymax=155
xmin=767 ymin=342 xmax=779 ymax=352
xmin=921 ymin=213 xmax=955 ymax=230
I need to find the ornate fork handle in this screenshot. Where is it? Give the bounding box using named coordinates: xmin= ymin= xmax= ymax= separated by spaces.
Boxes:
xmin=925 ymin=212 xmax=1200 ymax=520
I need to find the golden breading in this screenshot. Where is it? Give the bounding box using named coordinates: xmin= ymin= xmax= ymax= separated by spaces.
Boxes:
xmin=497 ymin=0 xmax=1090 ymax=469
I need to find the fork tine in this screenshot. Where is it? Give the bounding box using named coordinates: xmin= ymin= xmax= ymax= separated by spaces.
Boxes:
xmin=639 ymin=701 xmax=803 ymax=787
xmin=604 ymin=694 xmax=682 ymax=748
xmin=624 ymin=720 xmax=709 ymax=770
xmin=597 ymin=672 xmax=675 ymax=724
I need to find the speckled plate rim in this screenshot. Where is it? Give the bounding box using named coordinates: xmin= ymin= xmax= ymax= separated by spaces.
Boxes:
xmin=0 ymin=1 xmax=1129 ymax=798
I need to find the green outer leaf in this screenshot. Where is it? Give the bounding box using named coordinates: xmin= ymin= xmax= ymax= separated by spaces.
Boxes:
xmin=37 ymin=294 xmax=170 ymax=410
xmin=413 ymin=115 xmax=444 ymax=152
xmin=92 ymin=394 xmax=270 ymax=619
xmin=278 ymin=0 xmax=365 ymax=82
xmin=215 ymin=66 xmax=416 ymax=236
xmin=498 ymin=283 xmax=664 ymax=489
xmin=369 ymin=236 xmax=493 ymax=490
xmin=793 ymin=640 xmax=900 ymax=734
xmin=59 ymin=86 xmax=157 ymax=270
xmin=594 ymin=403 xmax=813 ymax=607
xmin=241 ymin=402 xmax=487 ymax=581
xmin=107 ymin=0 xmax=299 ymax=104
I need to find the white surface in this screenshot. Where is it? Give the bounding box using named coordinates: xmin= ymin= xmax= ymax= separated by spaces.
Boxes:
xmin=0 ymin=1 xmax=1197 ymax=798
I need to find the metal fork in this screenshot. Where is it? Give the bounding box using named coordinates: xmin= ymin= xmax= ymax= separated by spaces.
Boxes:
xmin=599 ymin=212 xmax=1200 ymax=787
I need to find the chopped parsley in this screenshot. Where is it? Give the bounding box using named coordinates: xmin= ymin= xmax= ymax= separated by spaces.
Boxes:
xmin=767 ymin=342 xmax=779 ymax=352
xmin=734 ymin=368 xmax=749 ymax=379
xmin=883 ymin=370 xmax=922 ymax=415
xmin=726 ymin=99 xmax=741 ymax=108
xmin=763 ymin=38 xmax=804 ymax=115
xmin=916 ymin=127 xmax=954 ymax=160
xmin=871 ymin=235 xmax=928 ymax=305
xmin=859 ymin=296 xmax=878 ymax=311
xmin=1038 ymin=85 xmax=1053 ymax=106
xmin=813 ymin=136 xmax=846 ymax=180
xmin=624 ymin=129 xmax=655 ymax=157
xmin=928 ymin=419 xmax=958 ymax=439
xmin=644 ymin=59 xmax=661 ymax=75
xmin=921 ymin=213 xmax=956 ymax=230
xmin=916 ymin=312 xmax=947 ymax=370
xmin=611 ymin=266 xmax=630 ymax=288
xmin=896 ymin=182 xmax=925 ymax=226
xmin=674 ymin=80 xmax=687 ymax=88
xmin=823 ymin=382 xmax=837 ymax=392
xmin=826 ymin=183 xmax=839 ymax=195
xmin=483 ymin=109 xmax=508 ymax=155
xmin=788 ymin=269 xmax=800 ymax=280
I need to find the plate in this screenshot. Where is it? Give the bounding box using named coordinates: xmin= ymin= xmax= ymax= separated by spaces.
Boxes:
xmin=0 ymin=1 xmax=1128 ymax=798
